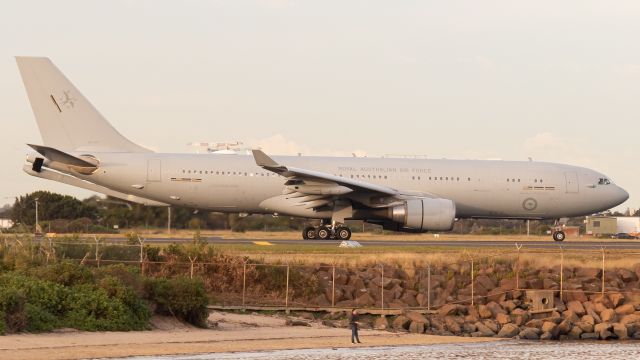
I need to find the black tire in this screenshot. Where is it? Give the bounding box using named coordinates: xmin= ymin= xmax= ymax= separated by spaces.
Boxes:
xmin=303 ymin=226 xmax=317 ymax=240
xmin=553 ymin=231 xmax=566 ymax=242
xmin=336 ymin=226 xmax=351 ymax=240
xmin=317 ymin=226 xmax=331 ymax=240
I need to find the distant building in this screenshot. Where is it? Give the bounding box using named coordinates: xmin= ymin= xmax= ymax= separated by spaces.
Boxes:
xmin=586 ymin=216 xmax=640 ymax=236
xmin=0 ymin=218 xmax=14 ymax=229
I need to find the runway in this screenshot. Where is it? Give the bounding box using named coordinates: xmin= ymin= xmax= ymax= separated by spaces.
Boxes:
xmin=113 ymin=237 xmax=640 ymax=250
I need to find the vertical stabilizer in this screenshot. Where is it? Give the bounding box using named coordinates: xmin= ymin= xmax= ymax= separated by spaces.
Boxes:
xmin=16 ymin=57 xmax=150 ymax=153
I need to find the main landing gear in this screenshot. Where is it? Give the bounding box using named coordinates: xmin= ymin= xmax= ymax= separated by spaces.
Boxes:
xmin=302 ymin=223 xmax=352 ymax=240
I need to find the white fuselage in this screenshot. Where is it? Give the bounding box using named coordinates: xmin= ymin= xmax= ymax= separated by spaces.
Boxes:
xmin=80 ymin=152 xmax=628 ymax=220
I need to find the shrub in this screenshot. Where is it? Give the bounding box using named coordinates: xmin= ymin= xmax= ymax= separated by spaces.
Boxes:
xmin=145 ymin=277 xmax=209 ymax=327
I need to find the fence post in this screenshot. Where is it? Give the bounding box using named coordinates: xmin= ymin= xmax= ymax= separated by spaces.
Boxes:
xmin=380 ymin=265 xmax=384 ymax=310
xmin=470 ymin=257 xmax=475 ymax=306
xmin=137 ymin=235 xmax=145 ymax=276
xmin=285 ymin=264 xmax=290 ymax=313
xmin=94 ymin=236 xmax=100 ymax=267
xmin=188 ymin=256 xmax=197 ymax=279
xmin=515 ymin=244 xmax=522 ymax=290
xmin=427 ymin=263 xmax=431 ymax=311
xmin=601 ymin=247 xmax=606 ymax=296
xmin=332 ymin=265 xmax=336 ymax=307
xmin=242 ymin=263 xmax=247 ymax=309
xmin=559 ymin=246 xmax=564 ymax=302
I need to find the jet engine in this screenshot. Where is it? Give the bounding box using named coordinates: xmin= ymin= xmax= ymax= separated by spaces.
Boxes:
xmin=355 ymin=198 xmax=456 ymax=232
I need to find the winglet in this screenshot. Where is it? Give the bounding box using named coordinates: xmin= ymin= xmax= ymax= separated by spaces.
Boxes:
xmin=252 ymin=149 xmax=281 ymax=168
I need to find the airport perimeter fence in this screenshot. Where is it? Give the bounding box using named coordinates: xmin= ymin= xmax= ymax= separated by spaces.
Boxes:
xmin=2 ymin=235 xmax=640 ymax=311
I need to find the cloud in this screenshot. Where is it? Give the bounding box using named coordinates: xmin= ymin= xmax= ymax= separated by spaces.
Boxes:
xmin=522 ymin=132 xmax=592 ymax=166
xmin=249 ymin=133 xmax=368 ymax=158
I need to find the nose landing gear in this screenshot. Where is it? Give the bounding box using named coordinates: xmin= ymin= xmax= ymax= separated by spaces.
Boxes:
xmin=552 ymin=230 xmax=566 ymax=242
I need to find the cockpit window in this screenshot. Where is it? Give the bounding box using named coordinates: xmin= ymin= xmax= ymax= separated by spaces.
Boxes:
xmin=598 ymin=178 xmax=611 ymax=185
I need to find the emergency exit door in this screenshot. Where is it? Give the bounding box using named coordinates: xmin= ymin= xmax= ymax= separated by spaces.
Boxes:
xmin=565 ymin=171 xmax=579 ymax=193
xmin=147 ymin=159 xmax=162 ymax=182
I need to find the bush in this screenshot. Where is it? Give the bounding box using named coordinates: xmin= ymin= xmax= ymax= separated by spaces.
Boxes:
xmin=144 ymin=277 xmax=209 ymax=327
xmin=0 ymin=267 xmax=151 ymax=334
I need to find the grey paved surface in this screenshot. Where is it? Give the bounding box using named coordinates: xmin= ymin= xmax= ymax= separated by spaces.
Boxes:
xmin=108 ymin=237 xmax=640 ymax=249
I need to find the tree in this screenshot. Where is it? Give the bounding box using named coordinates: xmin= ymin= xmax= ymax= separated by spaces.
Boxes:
xmin=11 ymin=191 xmax=98 ymax=226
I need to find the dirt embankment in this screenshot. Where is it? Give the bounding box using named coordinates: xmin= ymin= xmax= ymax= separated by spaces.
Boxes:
xmin=0 ymin=313 xmax=494 ymax=360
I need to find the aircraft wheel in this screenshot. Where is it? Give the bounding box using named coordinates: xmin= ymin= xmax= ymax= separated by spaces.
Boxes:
xmin=317 ymin=226 xmax=331 ymax=240
xmin=303 ymin=226 xmax=317 ymax=240
xmin=552 ymin=231 xmax=566 ymax=242
xmin=336 ymin=227 xmax=352 ymax=240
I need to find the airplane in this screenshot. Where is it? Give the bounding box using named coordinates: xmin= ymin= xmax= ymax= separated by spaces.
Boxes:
xmin=15 ymin=57 xmax=629 ymax=242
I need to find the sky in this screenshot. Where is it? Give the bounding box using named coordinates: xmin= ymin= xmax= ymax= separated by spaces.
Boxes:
xmin=0 ymin=0 xmax=638 ymax=212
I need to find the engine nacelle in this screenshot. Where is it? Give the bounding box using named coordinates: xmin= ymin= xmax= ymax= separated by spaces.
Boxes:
xmin=390 ymin=198 xmax=456 ymax=232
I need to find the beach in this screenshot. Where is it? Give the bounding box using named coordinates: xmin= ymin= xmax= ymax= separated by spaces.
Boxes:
xmin=0 ymin=312 xmax=497 ymax=360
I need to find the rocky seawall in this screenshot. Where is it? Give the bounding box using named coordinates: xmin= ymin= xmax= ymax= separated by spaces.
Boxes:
xmin=300 ymin=263 xmax=640 ymax=340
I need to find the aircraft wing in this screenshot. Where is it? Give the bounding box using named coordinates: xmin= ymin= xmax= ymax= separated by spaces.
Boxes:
xmin=252 ymin=150 xmax=434 ymax=210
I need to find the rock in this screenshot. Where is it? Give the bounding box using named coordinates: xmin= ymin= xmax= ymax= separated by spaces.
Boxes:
xmin=519 ymin=328 xmax=541 ymax=340
xmin=392 ymin=315 xmax=411 ymax=331
xmin=496 ymin=313 xmax=511 ymax=325
xmin=565 ymin=290 xmax=589 ymax=303
xmin=405 ymin=311 xmax=429 ymax=324
xmin=558 ymin=319 xmax=573 ymax=335
xmin=475 ymin=275 xmax=496 ymax=291
xmin=541 ymin=321 xmax=558 ymax=337
xmin=566 ymin=301 xmax=586 ymax=316
xmin=286 ymin=319 xmax=311 ymax=327
xmin=568 ymin=326 xmax=583 ymax=340
xmin=478 ymin=305 xmax=493 ymax=319
xmin=416 ymin=293 xmax=429 ymax=307
xmin=438 ymin=304 xmax=459 ymax=317
xmin=400 ymin=293 xmax=419 ymax=307
xmin=314 ymin=294 xmax=331 ymax=306
xmin=540 ymin=331 xmax=553 ymax=340
xmin=609 ymin=293 xmax=626 ymax=307
xmin=373 ymin=316 xmax=389 ymax=330
xmin=562 ymin=310 xmax=580 ymax=323
xmin=581 ymin=314 xmax=595 ymax=325
xmin=525 ymin=319 xmax=544 ymax=329
xmin=593 ymin=302 xmax=607 ymax=315
xmin=600 ymin=309 xmax=617 ymax=323
xmin=615 ymin=303 xmax=636 ymax=315
xmin=296 ymin=312 xmax=315 ymax=321
xmin=487 ymin=288 xmax=507 ymax=303
xmin=462 ymin=322 xmax=477 ymax=333
xmin=409 ymin=321 xmax=425 ymax=334
xmin=322 ymin=319 xmax=337 ymax=327
xmin=486 ymin=301 xmax=507 ymax=316
xmin=555 ymin=297 xmax=567 ymax=313
xmin=496 ymin=323 xmax=519 ymax=338
xmin=592 ymin=294 xmax=613 ymax=308
xmin=445 ymin=316 xmax=461 ymax=334
xmin=501 ymin=300 xmax=517 ymax=312
xmin=618 ymin=269 xmax=638 ymax=283
xmin=576 ymin=321 xmax=594 ymax=333
xmin=620 ymin=314 xmax=640 ymax=325
xmin=613 ymin=322 xmax=628 ymax=339
xmin=355 ymin=293 xmax=375 ymax=307
xmin=474 ymin=321 xmax=496 ymax=337
xmin=581 ymin=332 xmax=598 ymax=340
xmin=482 ymin=319 xmax=500 ymax=333
xmin=594 ymin=322 xmax=613 ymax=339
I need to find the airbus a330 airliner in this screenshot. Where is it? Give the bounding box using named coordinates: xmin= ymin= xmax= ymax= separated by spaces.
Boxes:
xmin=16 ymin=57 xmax=629 ymax=241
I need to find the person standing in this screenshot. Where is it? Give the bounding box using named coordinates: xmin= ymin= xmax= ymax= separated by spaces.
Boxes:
xmin=349 ymin=309 xmax=361 ymax=344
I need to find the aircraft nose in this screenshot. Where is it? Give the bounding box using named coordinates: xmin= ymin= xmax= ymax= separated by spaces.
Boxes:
xmin=615 ymin=186 xmax=629 ymax=205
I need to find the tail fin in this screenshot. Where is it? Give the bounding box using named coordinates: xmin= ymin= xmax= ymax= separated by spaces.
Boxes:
xmin=16 ymin=57 xmax=149 ymax=153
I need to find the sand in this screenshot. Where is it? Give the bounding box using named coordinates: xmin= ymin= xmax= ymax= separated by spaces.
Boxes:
xmin=0 ymin=312 xmax=497 ymax=360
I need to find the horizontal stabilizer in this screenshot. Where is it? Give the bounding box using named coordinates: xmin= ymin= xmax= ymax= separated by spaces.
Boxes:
xmin=28 ymin=144 xmax=98 ymax=168
xmin=23 ymin=164 xmax=169 ymax=207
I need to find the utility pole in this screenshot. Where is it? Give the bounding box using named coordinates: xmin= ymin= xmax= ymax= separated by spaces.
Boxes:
xmin=167 ymin=207 xmax=172 ymax=235
xmin=34 ymin=197 xmax=39 ymax=235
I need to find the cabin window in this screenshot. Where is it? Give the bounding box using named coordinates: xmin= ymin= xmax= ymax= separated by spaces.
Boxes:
xmin=594 ymin=221 xmax=600 ymax=228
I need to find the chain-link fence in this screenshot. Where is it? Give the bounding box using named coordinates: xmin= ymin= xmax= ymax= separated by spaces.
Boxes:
xmin=2 ymin=236 xmax=640 ymax=311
